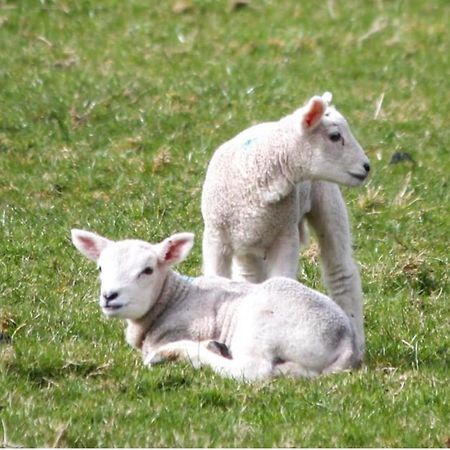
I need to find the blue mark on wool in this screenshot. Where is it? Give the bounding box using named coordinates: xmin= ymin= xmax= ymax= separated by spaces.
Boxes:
xmin=242 ymin=138 xmax=256 ymax=150
xmin=180 ymin=274 xmax=195 ymax=284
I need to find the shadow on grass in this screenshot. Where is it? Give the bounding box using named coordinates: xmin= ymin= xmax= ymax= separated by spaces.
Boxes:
xmin=366 ymin=343 xmax=449 ymax=372
xmin=2 ymin=358 xmax=106 ymax=388
xmin=133 ymin=371 xmax=195 ymax=394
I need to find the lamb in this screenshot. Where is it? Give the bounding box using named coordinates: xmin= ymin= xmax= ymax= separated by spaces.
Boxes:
xmin=201 ymin=92 xmax=370 ymax=359
xmin=71 ymin=229 xmax=360 ymax=381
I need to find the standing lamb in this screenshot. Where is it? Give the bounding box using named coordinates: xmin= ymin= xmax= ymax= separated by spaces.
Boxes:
xmin=201 ymin=92 xmax=370 ymax=359
xmin=71 ymin=229 xmax=360 ymax=381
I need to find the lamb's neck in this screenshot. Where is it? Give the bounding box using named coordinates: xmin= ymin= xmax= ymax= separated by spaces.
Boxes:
xmin=250 ymin=120 xmax=311 ymax=203
xmin=125 ymin=270 xmax=190 ymax=349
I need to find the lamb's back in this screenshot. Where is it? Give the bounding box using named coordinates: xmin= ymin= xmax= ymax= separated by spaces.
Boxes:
xmin=201 ymin=121 xmax=299 ymax=249
xmin=202 ymin=121 xmax=278 ymax=203
xmin=240 ymin=277 xmax=353 ymax=344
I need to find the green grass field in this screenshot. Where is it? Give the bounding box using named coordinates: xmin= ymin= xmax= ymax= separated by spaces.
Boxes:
xmin=1 ymin=0 xmax=449 ymax=447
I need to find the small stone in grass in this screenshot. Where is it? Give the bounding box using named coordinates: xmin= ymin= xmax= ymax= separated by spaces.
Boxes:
xmin=389 ymin=151 xmax=415 ymax=165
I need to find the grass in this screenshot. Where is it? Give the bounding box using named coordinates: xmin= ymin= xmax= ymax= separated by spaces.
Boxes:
xmin=0 ymin=0 xmax=449 ymax=447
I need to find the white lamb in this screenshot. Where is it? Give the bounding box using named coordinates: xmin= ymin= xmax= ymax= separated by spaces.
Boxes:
xmin=71 ymin=229 xmax=360 ymax=381
xmin=201 ymin=92 xmax=370 ymax=359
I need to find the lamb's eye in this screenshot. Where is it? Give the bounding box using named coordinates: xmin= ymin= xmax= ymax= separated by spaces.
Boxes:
xmin=141 ymin=267 xmax=153 ymax=276
xmin=98 ymin=266 xmax=102 ymax=272
xmin=329 ymin=131 xmax=342 ymax=142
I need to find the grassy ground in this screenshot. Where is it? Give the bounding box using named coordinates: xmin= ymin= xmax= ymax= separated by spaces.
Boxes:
xmin=0 ymin=0 xmax=449 ymax=447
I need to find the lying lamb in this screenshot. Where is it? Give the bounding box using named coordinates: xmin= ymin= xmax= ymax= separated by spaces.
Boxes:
xmin=201 ymin=92 xmax=370 ymax=359
xmin=71 ymin=229 xmax=360 ymax=381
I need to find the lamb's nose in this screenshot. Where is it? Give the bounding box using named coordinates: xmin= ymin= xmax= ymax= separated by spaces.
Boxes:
xmin=103 ymin=291 xmax=119 ymax=302
xmin=363 ymin=162 xmax=370 ymax=173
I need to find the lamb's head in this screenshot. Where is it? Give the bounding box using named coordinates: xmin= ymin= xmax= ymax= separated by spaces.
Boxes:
xmin=71 ymin=229 xmax=194 ymax=320
xmin=295 ymin=92 xmax=370 ymax=187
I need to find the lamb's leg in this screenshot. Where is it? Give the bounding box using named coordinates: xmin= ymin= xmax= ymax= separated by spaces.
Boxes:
xmin=321 ymin=346 xmax=358 ymax=374
xmin=265 ymin=226 xmax=300 ymax=279
xmin=232 ymin=252 xmax=266 ymax=283
xmin=274 ymin=361 xmax=319 ymax=378
xmin=202 ymin=227 xmax=232 ymax=278
xmin=206 ymin=340 xmax=232 ymax=359
xmin=305 ymin=181 xmax=365 ymax=360
xmin=145 ymin=340 xmax=273 ymax=381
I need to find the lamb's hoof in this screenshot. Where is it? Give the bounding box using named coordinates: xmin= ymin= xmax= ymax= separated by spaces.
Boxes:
xmin=0 ymin=332 xmax=12 ymax=345
xmin=144 ymin=352 xmax=165 ymax=367
xmin=207 ymin=340 xmax=232 ymax=359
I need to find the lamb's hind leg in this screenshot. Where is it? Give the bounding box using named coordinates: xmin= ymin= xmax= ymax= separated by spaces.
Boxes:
xmin=232 ymin=252 xmax=266 ymax=283
xmin=146 ymin=340 xmax=273 ymax=381
xmin=273 ymin=361 xmax=320 ymax=378
xmin=305 ymin=181 xmax=365 ymax=361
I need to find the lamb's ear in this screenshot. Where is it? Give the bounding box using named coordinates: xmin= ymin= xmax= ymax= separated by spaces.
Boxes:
xmin=71 ymin=229 xmax=111 ymax=262
xmin=157 ymin=232 xmax=194 ymax=266
xmin=322 ymin=91 xmax=333 ymax=106
xmin=301 ymin=96 xmax=326 ymax=130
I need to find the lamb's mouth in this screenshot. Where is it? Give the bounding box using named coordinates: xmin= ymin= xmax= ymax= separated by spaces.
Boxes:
xmin=348 ymin=172 xmax=367 ymax=181
xmin=102 ymin=304 xmax=127 ymax=311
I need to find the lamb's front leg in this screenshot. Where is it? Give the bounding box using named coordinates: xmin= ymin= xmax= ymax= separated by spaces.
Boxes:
xmin=145 ymin=340 xmax=273 ymax=381
xmin=305 ymin=181 xmax=365 ymax=361
xmin=202 ymin=227 xmax=232 ymax=278
xmin=144 ymin=340 xmax=223 ymax=368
